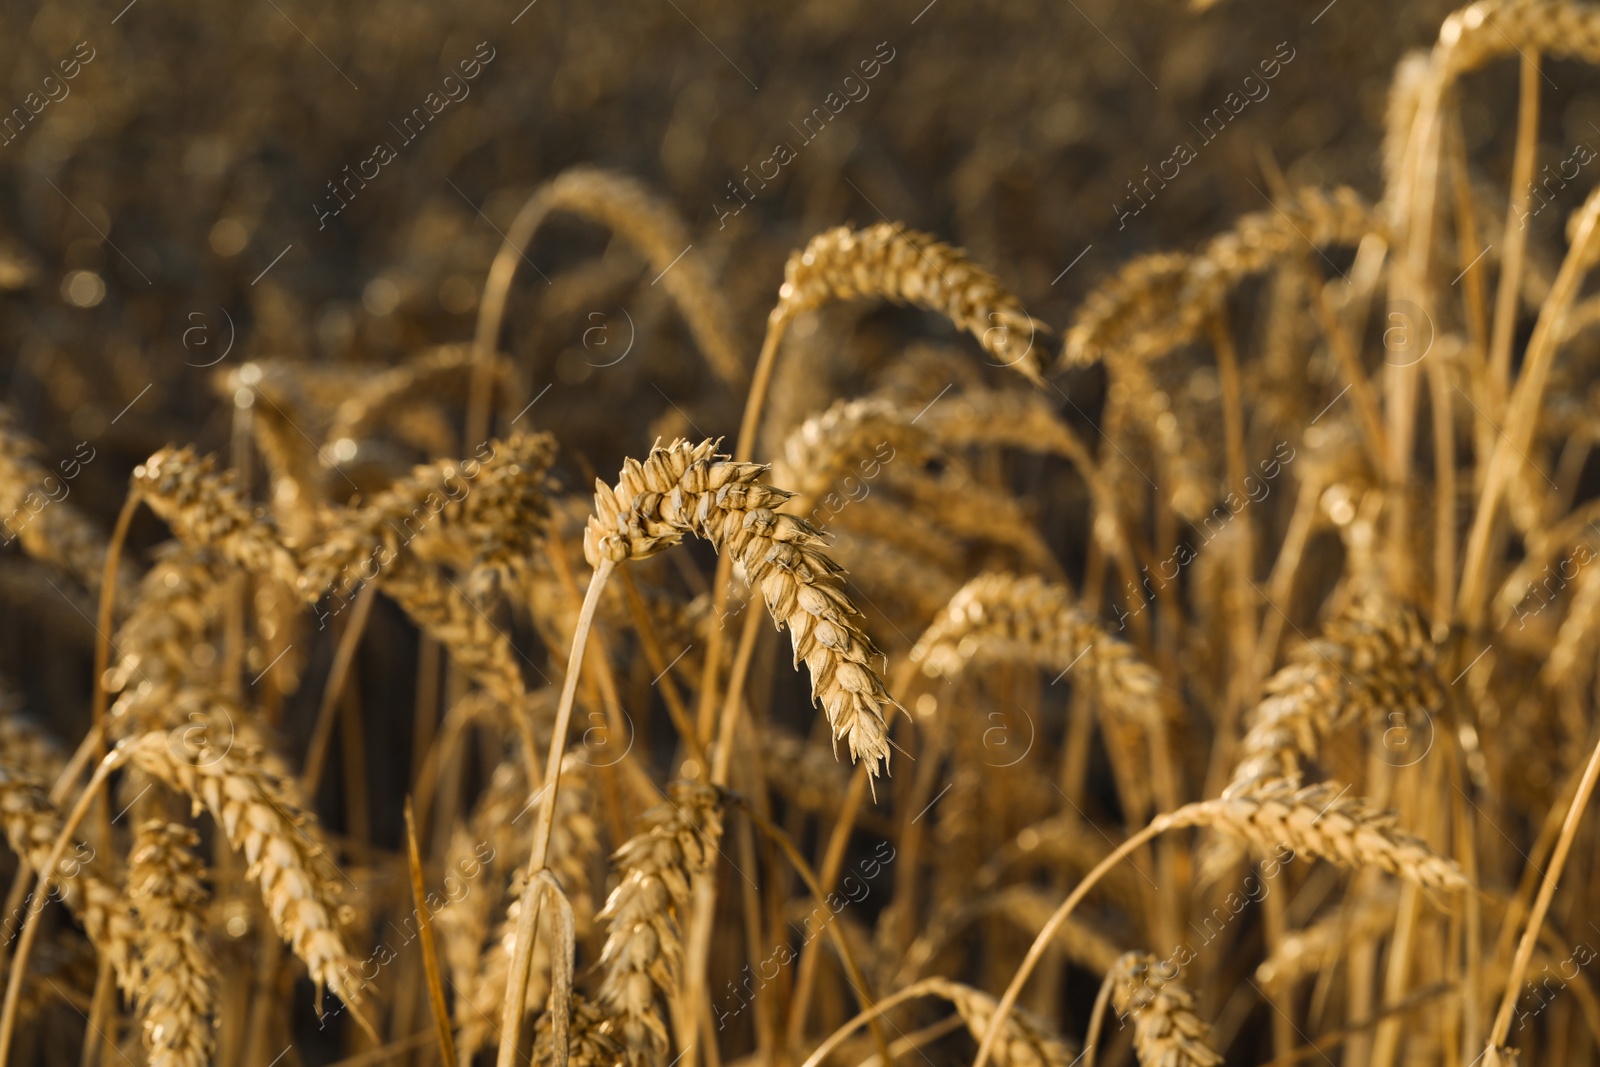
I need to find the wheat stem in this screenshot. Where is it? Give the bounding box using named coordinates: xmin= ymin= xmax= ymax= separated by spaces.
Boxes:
xmin=1485 ymin=730 xmax=1600 ymax=1055
xmin=497 ymin=556 xmax=613 ymax=1067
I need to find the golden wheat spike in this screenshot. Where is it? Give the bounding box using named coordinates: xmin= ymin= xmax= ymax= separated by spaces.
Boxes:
xmin=585 ymin=439 xmax=895 ymax=774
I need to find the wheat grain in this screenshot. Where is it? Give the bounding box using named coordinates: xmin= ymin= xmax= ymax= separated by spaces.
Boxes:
xmin=127 ymin=819 xmax=215 ymax=1067
xmin=596 ymin=782 xmax=723 ymax=1063
xmin=777 ymin=223 xmax=1047 ymax=384
xmin=585 ymin=439 xmax=895 ymax=774
xmin=1108 ymin=952 xmax=1224 ymax=1067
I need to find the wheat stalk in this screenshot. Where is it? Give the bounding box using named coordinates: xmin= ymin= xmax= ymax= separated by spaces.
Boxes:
xmin=1255 ymin=888 xmax=1399 ymax=991
xmin=596 ymin=782 xmax=723 ymax=1063
xmin=585 ymin=439 xmax=895 ymax=774
xmin=127 ymin=819 xmax=215 ymax=1067
xmin=1107 ymin=952 xmax=1224 ymax=1067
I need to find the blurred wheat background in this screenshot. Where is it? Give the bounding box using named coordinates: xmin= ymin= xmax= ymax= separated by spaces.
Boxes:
xmin=5 ymin=0 xmax=1600 ymax=1066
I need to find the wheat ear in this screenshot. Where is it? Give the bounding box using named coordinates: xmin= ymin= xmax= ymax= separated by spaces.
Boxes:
xmin=0 ymin=406 xmax=130 ymax=598
xmin=0 ymin=764 xmax=139 ymax=993
xmin=911 ymin=573 xmax=1163 ymax=730
xmin=922 ymin=978 xmax=1079 ymax=1067
xmin=1107 ymin=952 xmax=1224 ymax=1067
xmin=586 ymin=438 xmax=895 ymax=774
xmin=1226 ymin=597 xmax=1440 ymax=794
xmin=133 ymin=447 xmax=301 ymax=588
xmin=125 ymin=715 xmax=368 ymax=1016
xmin=1173 ymin=779 xmax=1467 ymax=892
xmin=467 ymin=164 xmax=745 ymax=445
xmin=595 ymin=782 xmax=724 ymax=1064
xmin=128 ymin=820 xmax=215 ymax=1067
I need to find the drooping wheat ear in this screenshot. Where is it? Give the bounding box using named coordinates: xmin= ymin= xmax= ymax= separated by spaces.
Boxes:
xmin=1064 ymin=188 xmax=1378 ymax=368
xmin=127 ymin=820 xmax=215 ymax=1067
xmin=778 ymin=223 xmax=1047 ymax=384
xmin=0 ymin=703 xmax=66 ymax=789
xmin=472 ymin=165 xmax=745 ymax=405
xmin=911 ymin=573 xmax=1163 ymax=731
xmin=324 ymin=344 xmax=519 ymax=446
xmin=1107 ymin=953 xmax=1224 ymax=1067
xmin=1255 ymin=887 xmax=1399 ymax=991
xmin=334 ymin=432 xmax=555 ymax=588
xmin=1062 ymin=253 xmax=1190 ymax=368
xmin=921 ymin=978 xmax=1079 ymax=1067
xmin=773 ymin=398 xmax=1058 ymax=572
xmin=1226 ymin=597 xmax=1440 ymax=794
xmin=585 ymin=440 xmax=895 ymax=773
xmin=133 ymin=447 xmax=302 ymax=589
xmin=1437 ymin=0 xmax=1600 ymax=75
xmin=0 ymin=405 xmax=128 ymax=597
xmin=1166 ymin=779 xmax=1468 ymax=891
xmin=0 ymin=764 xmax=140 ymax=994
xmin=537 ymin=993 xmax=625 ymax=1067
xmin=596 ymin=782 xmax=723 ymax=1062
xmin=105 ymin=544 xmax=227 ymax=738
xmin=125 ymin=712 xmax=367 ymax=1012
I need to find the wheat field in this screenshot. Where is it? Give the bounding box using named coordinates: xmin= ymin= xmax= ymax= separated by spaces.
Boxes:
xmin=5 ymin=0 xmax=1600 ymax=1065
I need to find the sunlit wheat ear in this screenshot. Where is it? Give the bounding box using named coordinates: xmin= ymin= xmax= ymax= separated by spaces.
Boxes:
xmin=1108 ymin=953 xmax=1224 ymax=1067
xmin=1255 ymin=887 xmax=1398 ymax=991
xmin=126 ymin=714 xmax=368 ymax=1015
xmin=0 ymin=405 xmax=129 ymax=597
xmin=1062 ymin=253 xmax=1191 ymax=368
xmin=133 ymin=447 xmax=302 ymax=588
xmin=0 ymin=703 xmax=66 ymax=788
xmin=105 ymin=544 xmax=227 ymax=736
xmin=128 ymin=819 xmax=215 ymax=1067
xmin=537 ymin=993 xmax=625 ymax=1067
xmin=1225 ymin=597 xmax=1440 ymax=794
xmin=585 ymin=439 xmax=894 ymax=774
xmin=0 ymin=764 xmax=140 ymax=994
xmin=1167 ymin=779 xmax=1468 ymax=891
xmin=922 ymin=979 xmax=1079 ymax=1067
xmin=475 ymin=165 xmax=745 ymax=396
xmin=778 ymin=222 xmax=1048 ymax=384
xmin=1063 ymin=187 xmax=1378 ymax=368
xmin=911 ymin=573 xmax=1163 ymax=732
xmin=773 ymin=398 xmax=1058 ymax=572
xmin=1437 ymin=0 xmax=1600 ymax=76
xmin=596 ymin=782 xmax=723 ymax=1064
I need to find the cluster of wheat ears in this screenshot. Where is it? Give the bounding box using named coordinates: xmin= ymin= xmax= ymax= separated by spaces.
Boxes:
xmin=13 ymin=1 xmax=1600 ymax=1065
